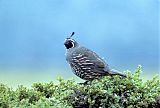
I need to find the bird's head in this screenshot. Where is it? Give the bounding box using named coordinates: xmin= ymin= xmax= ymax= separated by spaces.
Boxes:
xmin=64 ymin=32 xmax=79 ymax=49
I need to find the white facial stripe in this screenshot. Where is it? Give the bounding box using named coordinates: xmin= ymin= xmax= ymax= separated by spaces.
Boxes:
xmin=68 ymin=38 xmax=74 ymax=42
xmin=64 ymin=38 xmax=75 ymax=43
xmin=71 ymin=41 xmax=75 ymax=47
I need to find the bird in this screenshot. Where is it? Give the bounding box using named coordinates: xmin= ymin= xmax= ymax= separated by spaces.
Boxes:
xmin=64 ymin=32 xmax=126 ymax=81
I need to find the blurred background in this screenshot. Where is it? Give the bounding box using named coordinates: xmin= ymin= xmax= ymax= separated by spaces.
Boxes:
xmin=0 ymin=0 xmax=159 ymax=88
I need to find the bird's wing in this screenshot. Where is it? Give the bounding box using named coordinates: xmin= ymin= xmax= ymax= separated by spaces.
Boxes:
xmin=71 ymin=47 xmax=109 ymax=74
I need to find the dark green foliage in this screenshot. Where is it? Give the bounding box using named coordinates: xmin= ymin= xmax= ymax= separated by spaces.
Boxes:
xmin=67 ymin=66 xmax=160 ymax=108
xmin=0 ymin=66 xmax=159 ymax=108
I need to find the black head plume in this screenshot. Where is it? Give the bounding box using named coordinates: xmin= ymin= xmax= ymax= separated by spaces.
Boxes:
xmin=69 ymin=32 xmax=75 ymax=38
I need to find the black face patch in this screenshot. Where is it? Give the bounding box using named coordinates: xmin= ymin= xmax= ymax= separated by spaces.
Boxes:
xmin=64 ymin=40 xmax=74 ymax=49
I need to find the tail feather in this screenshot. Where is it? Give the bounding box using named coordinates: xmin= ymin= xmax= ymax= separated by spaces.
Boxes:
xmin=109 ymin=69 xmax=126 ymax=77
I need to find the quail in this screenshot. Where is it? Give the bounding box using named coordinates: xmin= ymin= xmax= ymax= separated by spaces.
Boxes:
xmin=64 ymin=32 xmax=126 ymax=81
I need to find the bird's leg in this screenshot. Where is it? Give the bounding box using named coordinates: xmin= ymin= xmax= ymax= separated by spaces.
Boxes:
xmin=78 ymin=80 xmax=91 ymax=85
xmin=83 ymin=80 xmax=90 ymax=85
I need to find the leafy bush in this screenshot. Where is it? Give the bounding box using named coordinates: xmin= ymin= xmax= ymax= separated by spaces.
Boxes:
xmin=0 ymin=66 xmax=159 ymax=108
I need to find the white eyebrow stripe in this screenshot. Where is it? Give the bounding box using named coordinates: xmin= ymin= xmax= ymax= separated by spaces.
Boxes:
xmin=64 ymin=38 xmax=75 ymax=44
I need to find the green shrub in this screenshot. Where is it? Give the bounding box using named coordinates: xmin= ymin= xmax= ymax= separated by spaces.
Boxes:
xmin=0 ymin=66 xmax=159 ymax=108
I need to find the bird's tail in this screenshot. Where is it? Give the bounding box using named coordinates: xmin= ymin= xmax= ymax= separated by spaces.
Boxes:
xmin=109 ymin=69 xmax=126 ymax=77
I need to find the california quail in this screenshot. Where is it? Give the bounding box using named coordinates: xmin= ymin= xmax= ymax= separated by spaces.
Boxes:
xmin=64 ymin=32 xmax=126 ymax=81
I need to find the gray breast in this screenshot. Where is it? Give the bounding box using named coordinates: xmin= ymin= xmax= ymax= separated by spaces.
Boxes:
xmin=66 ymin=47 xmax=109 ymax=80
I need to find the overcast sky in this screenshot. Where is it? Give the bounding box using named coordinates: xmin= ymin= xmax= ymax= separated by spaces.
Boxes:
xmin=0 ymin=0 xmax=159 ymax=75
